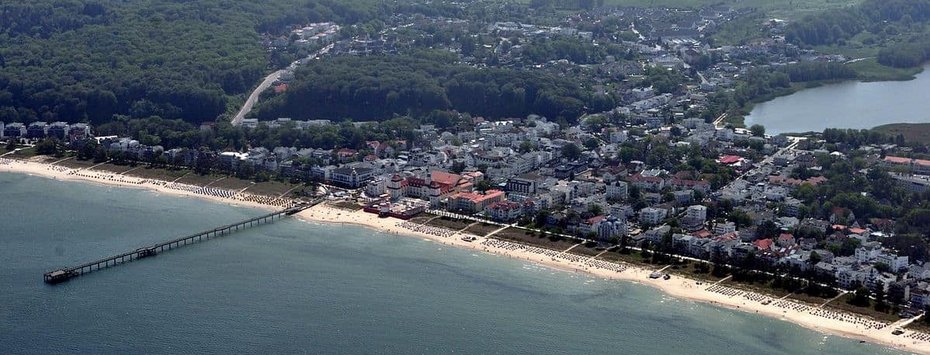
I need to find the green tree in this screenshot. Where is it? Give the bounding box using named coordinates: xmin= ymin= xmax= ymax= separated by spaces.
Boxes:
xmin=562 ymin=143 xmax=582 ymax=161
xmin=848 ymin=287 xmax=871 ymax=307
xmin=750 ymin=124 xmax=766 ymax=137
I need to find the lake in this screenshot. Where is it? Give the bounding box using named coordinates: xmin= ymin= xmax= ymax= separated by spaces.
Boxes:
xmin=745 ymin=65 xmax=930 ymax=135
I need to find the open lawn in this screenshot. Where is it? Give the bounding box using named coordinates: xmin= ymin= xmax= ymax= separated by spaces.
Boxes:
xmin=8 ymin=147 xmax=37 ymax=159
xmin=55 ymin=158 xmax=98 ymax=169
xmin=721 ymin=279 xmax=793 ymax=298
xmin=824 ymin=293 xmax=901 ymax=322
xmin=873 ymin=123 xmax=930 ymax=145
xmin=331 ymin=200 xmax=364 ymax=211
xmin=90 ymin=163 xmax=136 ymax=174
xmin=176 ymin=173 xmax=227 ymax=187
xmin=209 ymin=176 xmax=256 ymax=191
xmin=125 ymin=166 xmax=189 ymax=181
xmin=492 ymin=229 xmax=580 ymax=252
xmin=425 ymin=216 xmax=474 ymax=231
xmin=245 ymin=180 xmax=296 ymax=197
xmin=464 ymin=223 xmax=505 ymax=237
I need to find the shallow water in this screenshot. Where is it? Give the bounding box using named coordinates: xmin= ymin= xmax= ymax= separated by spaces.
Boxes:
xmin=0 ymin=173 xmax=899 ymax=354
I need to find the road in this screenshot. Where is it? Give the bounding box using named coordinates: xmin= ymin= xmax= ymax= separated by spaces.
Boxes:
xmin=231 ymin=43 xmax=334 ymax=126
xmin=231 ymin=70 xmax=284 ymax=126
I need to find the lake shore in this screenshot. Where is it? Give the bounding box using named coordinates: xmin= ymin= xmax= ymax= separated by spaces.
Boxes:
xmin=2 ymin=157 xmax=929 ymax=354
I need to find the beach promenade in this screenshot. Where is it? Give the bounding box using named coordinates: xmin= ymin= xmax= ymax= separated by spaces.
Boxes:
xmin=3 ymin=156 xmax=930 ymax=354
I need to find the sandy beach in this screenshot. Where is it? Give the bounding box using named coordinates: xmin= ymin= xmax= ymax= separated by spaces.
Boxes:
xmin=295 ymin=204 xmax=930 ymax=354
xmin=3 ymin=156 xmax=930 ymax=354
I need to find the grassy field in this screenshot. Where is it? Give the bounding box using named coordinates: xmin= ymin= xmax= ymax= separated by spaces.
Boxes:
xmin=210 ymin=177 xmax=256 ymax=191
xmin=55 ymin=158 xmax=98 ymax=169
xmin=7 ymin=147 xmax=38 ymax=159
xmin=873 ymin=123 xmax=930 ymax=145
xmin=425 ymin=216 xmax=474 ymax=231
xmin=89 ymin=163 xmax=136 ymax=174
xmin=125 ymin=166 xmax=189 ymax=181
xmin=245 ymin=180 xmax=296 ymax=197
xmin=464 ymin=223 xmax=504 ymax=237
xmin=603 ymin=0 xmax=860 ymax=18
xmin=176 ymin=173 xmax=226 ymax=187
xmin=493 ymin=228 xmax=580 ymax=251
xmin=825 ymin=293 xmax=901 ymax=322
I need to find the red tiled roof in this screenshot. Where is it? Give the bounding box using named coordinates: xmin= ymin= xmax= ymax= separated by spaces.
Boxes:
xmin=754 ymin=238 xmax=773 ymax=250
xmin=884 ymin=156 xmax=912 ymax=164
xmin=718 ymin=155 xmax=743 ymax=164
xmin=452 ymin=190 xmax=504 ymax=204
xmin=848 ymin=228 xmax=867 ymax=235
xmin=692 ymin=230 xmax=712 ymax=238
xmin=432 ymin=171 xmax=462 ymax=187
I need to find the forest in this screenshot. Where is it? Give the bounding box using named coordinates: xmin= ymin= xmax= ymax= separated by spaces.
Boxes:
xmin=0 ymin=0 xmax=382 ymax=125
xmin=786 ymin=0 xmax=930 ymax=47
xmin=251 ymin=52 xmax=614 ymax=124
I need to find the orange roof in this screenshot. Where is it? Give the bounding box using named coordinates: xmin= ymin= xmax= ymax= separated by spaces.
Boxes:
xmin=884 ymin=156 xmax=912 ymax=164
xmin=432 ymin=171 xmax=462 ymax=187
xmin=452 ymin=190 xmax=504 ymax=204
xmin=718 ymin=155 xmax=742 ymax=164
xmin=848 ymin=227 xmax=867 ymax=235
xmin=754 ymin=238 xmax=774 ymax=250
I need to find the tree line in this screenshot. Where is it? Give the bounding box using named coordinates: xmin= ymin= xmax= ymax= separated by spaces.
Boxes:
xmin=252 ymin=52 xmax=614 ymax=124
xmin=0 ymin=0 xmax=386 ymax=126
xmin=786 ymin=0 xmax=930 ymax=50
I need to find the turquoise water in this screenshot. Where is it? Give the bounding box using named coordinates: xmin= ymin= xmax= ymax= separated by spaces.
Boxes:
xmin=746 ymin=65 xmax=930 ymax=135
xmin=0 ymin=172 xmax=901 ymax=354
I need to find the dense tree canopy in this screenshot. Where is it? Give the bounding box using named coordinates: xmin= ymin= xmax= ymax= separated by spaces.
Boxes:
xmin=0 ymin=0 xmax=381 ymax=125
xmin=786 ymin=0 xmax=930 ymax=48
xmin=252 ymin=52 xmax=612 ymax=123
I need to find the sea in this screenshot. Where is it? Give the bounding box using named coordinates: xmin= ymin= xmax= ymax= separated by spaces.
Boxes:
xmin=0 ymin=172 xmax=902 ymax=354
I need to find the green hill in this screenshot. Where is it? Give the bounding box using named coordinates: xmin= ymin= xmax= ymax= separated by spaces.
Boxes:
xmin=0 ymin=0 xmax=378 ymax=125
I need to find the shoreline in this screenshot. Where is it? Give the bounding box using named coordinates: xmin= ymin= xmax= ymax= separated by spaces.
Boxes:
xmin=3 ymin=158 xmax=929 ymax=354
xmin=296 ymin=204 xmax=928 ymax=354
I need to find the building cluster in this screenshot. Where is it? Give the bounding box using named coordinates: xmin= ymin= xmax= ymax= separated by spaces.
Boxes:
xmin=1 ymin=121 xmax=91 ymax=143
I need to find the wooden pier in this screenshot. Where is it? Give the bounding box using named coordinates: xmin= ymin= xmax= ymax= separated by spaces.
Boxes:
xmin=44 ymin=199 xmax=321 ymax=284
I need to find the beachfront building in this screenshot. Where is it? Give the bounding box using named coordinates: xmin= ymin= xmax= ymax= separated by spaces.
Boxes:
xmin=4 ymin=123 xmax=25 ymax=139
xmin=449 ymin=190 xmax=505 ymax=214
xmin=331 ymin=166 xmax=376 ymax=188
xmin=26 ymin=122 xmax=48 ymax=139
xmin=683 ymin=205 xmax=707 ymax=231
xmin=47 ymin=122 xmax=69 ymax=140
xmin=597 ymin=215 xmax=629 ymax=240
xmin=487 ymin=200 xmax=522 ymax=222
xmin=386 ymin=170 xmax=473 ymax=207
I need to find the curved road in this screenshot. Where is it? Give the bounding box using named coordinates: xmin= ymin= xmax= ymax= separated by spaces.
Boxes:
xmin=231 ymin=69 xmax=284 ymax=126
xmin=231 ymin=44 xmax=334 ymax=126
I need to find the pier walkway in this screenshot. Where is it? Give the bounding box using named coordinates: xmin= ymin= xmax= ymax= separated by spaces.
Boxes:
xmin=44 ymin=199 xmax=322 ymax=284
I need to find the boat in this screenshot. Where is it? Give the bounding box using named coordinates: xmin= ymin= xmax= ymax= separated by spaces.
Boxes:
xmin=649 ymin=271 xmax=662 ymax=279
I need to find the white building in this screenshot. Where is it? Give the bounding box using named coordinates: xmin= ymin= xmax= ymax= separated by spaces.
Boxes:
xmin=606 ymin=181 xmax=629 ymax=201
xmin=714 ymin=221 xmax=736 ymax=235
xmin=639 ymin=207 xmax=667 ymax=226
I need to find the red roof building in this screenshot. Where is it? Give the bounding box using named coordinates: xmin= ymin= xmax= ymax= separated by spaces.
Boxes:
xmin=718 ymin=155 xmax=743 ymax=165
xmin=450 ymin=190 xmax=505 ymax=214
